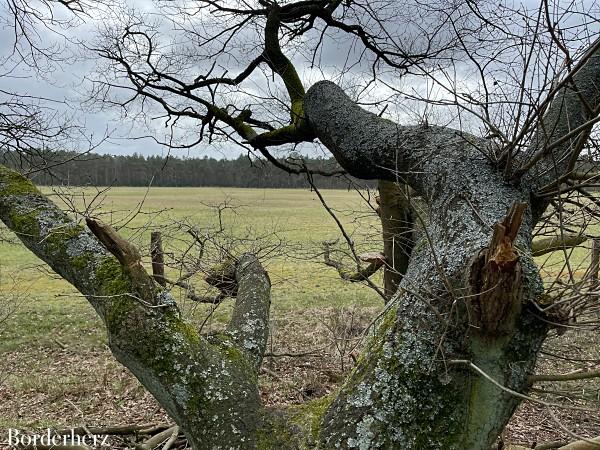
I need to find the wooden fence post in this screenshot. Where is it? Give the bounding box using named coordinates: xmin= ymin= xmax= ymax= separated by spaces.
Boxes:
xmin=151 ymin=231 xmax=166 ymax=286
xmin=591 ymin=239 xmax=600 ymax=284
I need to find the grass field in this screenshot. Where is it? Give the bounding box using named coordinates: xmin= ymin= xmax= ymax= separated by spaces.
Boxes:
xmin=0 ymin=186 xmax=598 ymax=446
xmin=0 ymin=187 xmax=384 ymax=429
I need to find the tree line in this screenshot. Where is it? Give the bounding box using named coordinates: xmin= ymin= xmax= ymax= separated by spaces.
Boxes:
xmin=0 ymin=150 xmax=372 ymax=189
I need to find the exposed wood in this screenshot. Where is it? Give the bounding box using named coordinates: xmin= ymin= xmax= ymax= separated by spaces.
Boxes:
xmin=469 ymin=202 xmax=527 ymax=334
xmin=86 ymin=218 xmax=141 ymax=269
xmin=86 ymin=217 xmax=156 ymax=303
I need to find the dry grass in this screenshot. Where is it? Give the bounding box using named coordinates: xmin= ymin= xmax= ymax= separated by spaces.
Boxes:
xmin=0 ymin=186 xmax=598 ymax=448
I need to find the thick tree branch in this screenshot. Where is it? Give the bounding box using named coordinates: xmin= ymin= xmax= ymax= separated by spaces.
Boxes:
xmin=0 ymin=165 xmax=269 ymax=449
xmin=515 ymin=38 xmax=600 ymax=189
xmin=226 ymin=254 xmax=271 ymax=370
xmin=263 ymin=5 xmax=305 ymax=125
xmin=304 ymin=80 xmax=486 ymax=194
xmin=532 ymin=234 xmax=587 ymax=257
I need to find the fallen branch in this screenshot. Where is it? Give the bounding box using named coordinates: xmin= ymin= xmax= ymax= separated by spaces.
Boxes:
xmin=161 ymin=426 xmax=179 ymax=450
xmin=54 ymin=424 xmax=168 ymax=436
xmin=529 ymin=368 xmax=600 ymax=383
xmin=18 ymin=445 xmax=91 ymax=450
xmin=322 ymin=241 xmax=385 ymax=282
xmin=535 ymin=441 xmax=569 ymax=450
xmin=136 ymin=426 xmax=179 ymax=450
xmin=557 ymin=436 xmax=600 ymax=449
xmin=50 ymin=423 xmax=184 ymax=450
xmin=532 ymin=234 xmax=587 ymax=257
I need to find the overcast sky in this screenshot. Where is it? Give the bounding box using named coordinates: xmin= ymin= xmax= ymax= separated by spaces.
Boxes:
xmin=1 ymin=0 xmax=598 ymax=159
xmin=0 ymin=0 xmax=223 ymax=158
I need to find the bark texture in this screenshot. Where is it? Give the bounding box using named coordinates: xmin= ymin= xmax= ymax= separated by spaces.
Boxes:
xmin=0 ymin=166 xmax=273 ymax=449
xmin=301 ymin=82 xmax=551 ymax=449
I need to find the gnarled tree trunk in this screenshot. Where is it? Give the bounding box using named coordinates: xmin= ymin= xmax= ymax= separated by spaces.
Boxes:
xmin=2 ymin=38 xmax=600 ymax=449
xmin=303 ymin=81 xmax=549 ymax=449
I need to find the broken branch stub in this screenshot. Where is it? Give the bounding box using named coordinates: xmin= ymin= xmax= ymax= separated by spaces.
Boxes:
xmin=86 ymin=218 xmax=156 ymax=303
xmin=469 ymin=202 xmax=527 ymax=335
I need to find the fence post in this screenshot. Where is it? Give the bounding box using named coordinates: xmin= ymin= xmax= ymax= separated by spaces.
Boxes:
xmin=151 ymin=231 xmax=166 ymax=286
xmin=591 ymin=239 xmax=600 ymax=283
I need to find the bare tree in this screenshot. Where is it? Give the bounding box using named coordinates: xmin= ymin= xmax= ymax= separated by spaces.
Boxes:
xmin=2 ymin=0 xmax=600 ymax=449
xmin=0 ymin=0 xmax=111 ymax=177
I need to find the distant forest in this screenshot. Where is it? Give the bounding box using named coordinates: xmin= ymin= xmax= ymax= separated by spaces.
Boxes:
xmin=1 ymin=150 xmax=373 ymax=189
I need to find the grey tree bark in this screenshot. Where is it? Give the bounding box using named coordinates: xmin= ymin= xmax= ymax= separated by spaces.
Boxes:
xmin=2 ymin=37 xmax=600 ymax=450
xmin=304 ymin=81 xmax=548 ymax=449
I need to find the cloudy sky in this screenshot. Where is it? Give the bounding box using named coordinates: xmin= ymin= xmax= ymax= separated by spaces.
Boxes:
xmin=1 ymin=0 xmax=598 ymax=159
xmin=0 ymin=0 xmax=219 ymax=158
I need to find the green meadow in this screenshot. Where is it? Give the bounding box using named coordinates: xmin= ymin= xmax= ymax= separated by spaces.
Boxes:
xmin=0 ymin=187 xmax=385 ymax=427
xmin=0 ymin=185 xmax=386 ymax=341
xmin=0 ymin=186 xmax=598 ymax=439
